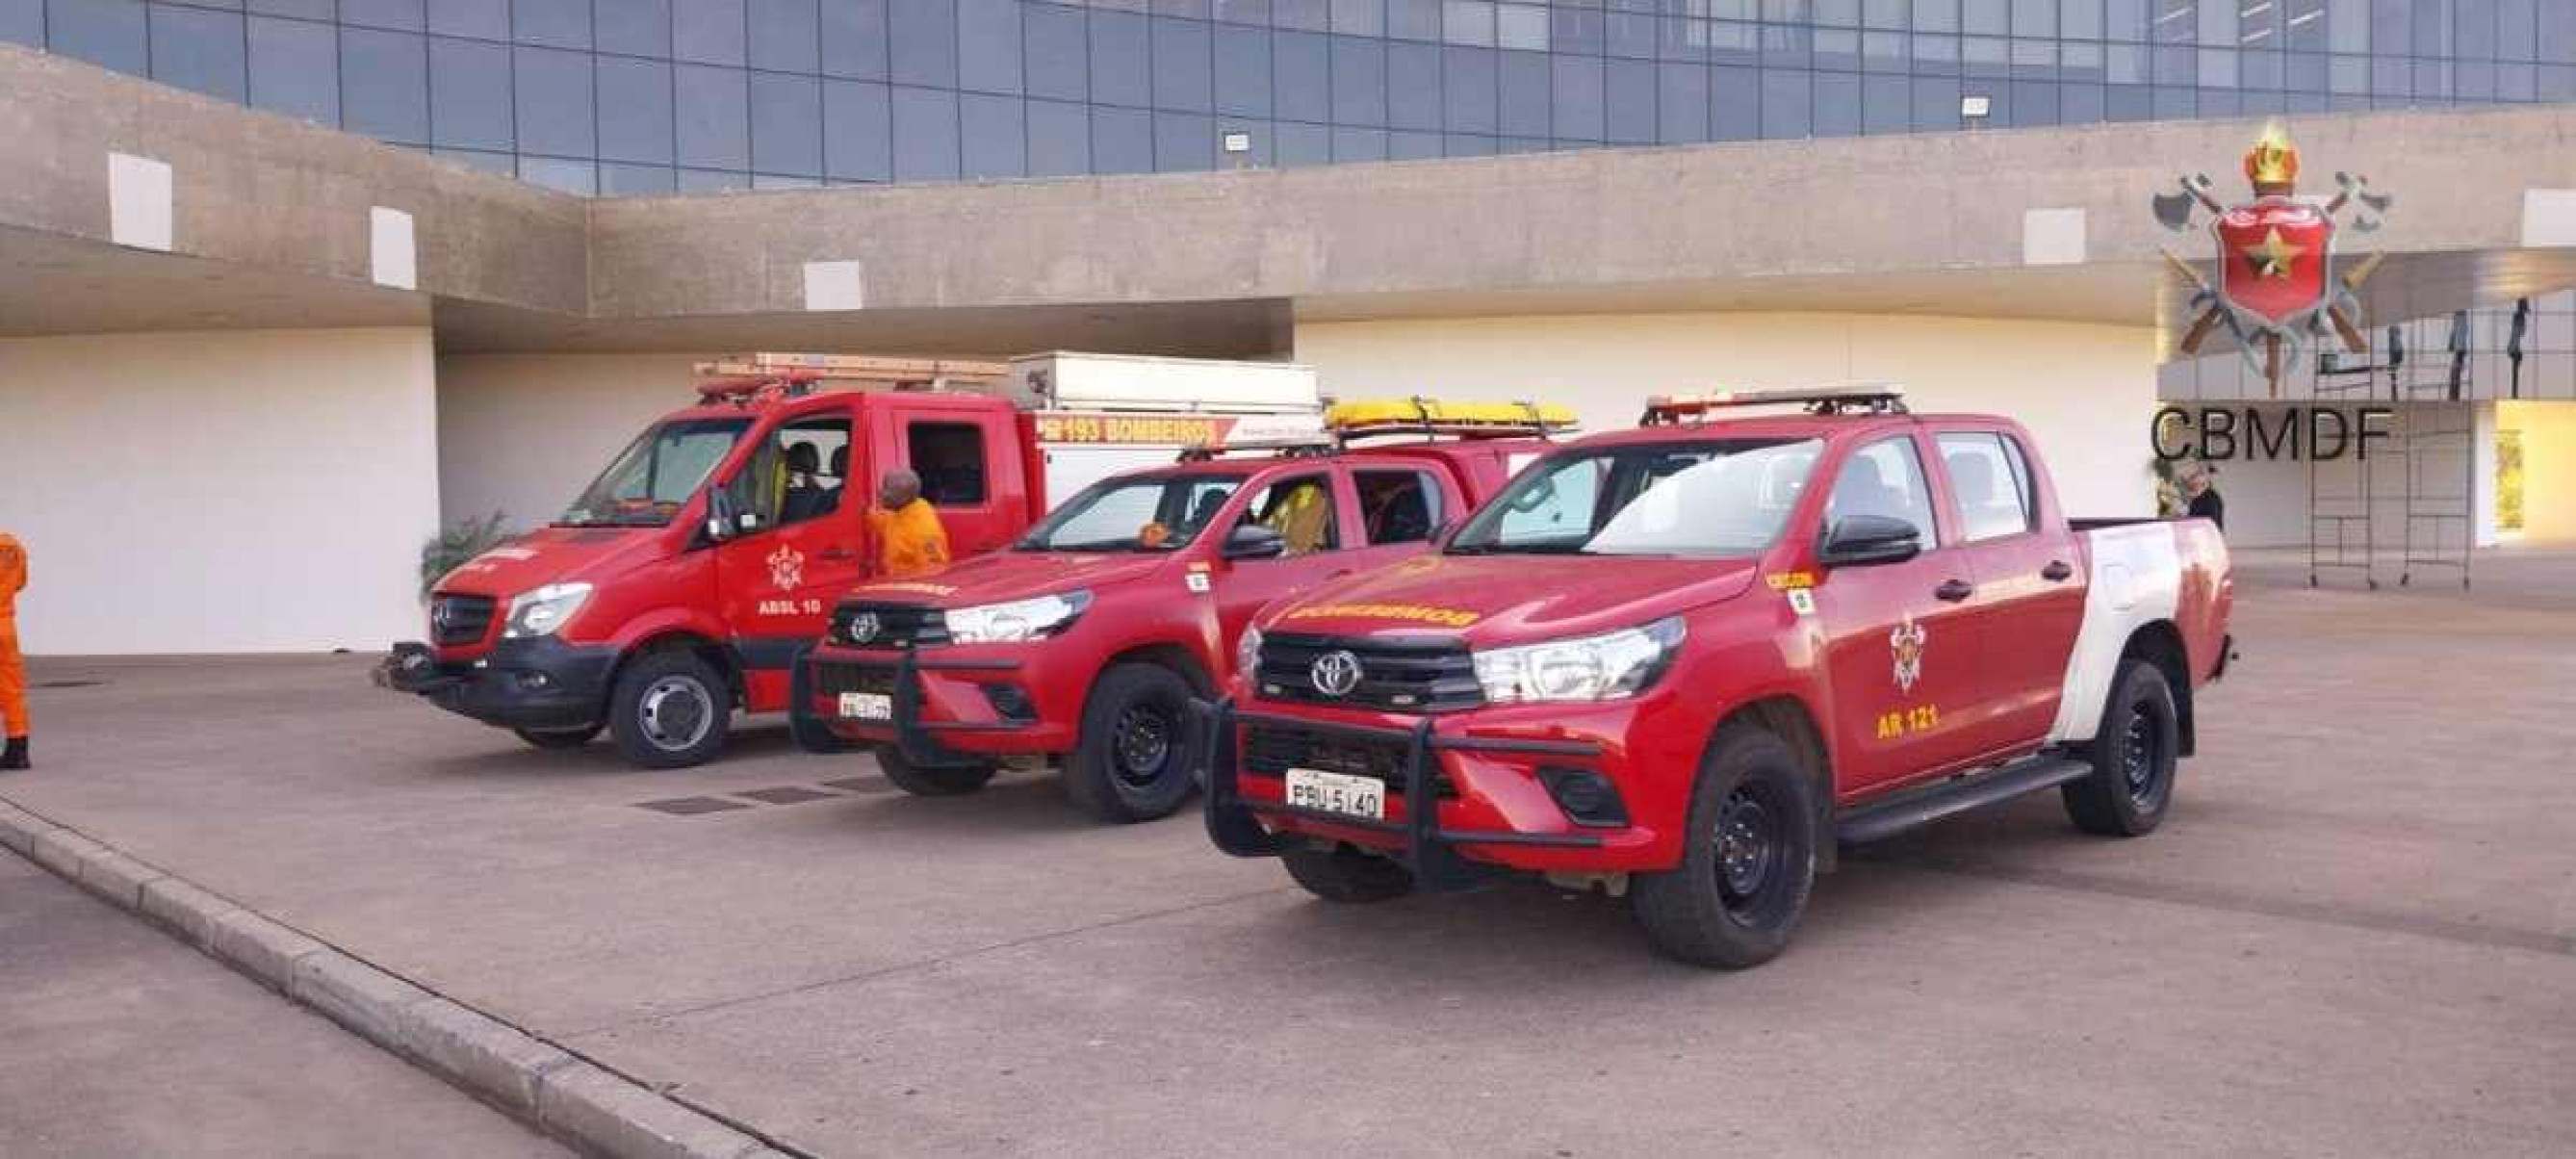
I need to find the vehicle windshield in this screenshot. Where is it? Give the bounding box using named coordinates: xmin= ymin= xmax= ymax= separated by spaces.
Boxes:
xmin=559 ymin=418 xmax=751 ymax=528
xmin=1018 ymin=473 xmax=1248 ymax=552
xmin=1448 ymin=438 xmax=1823 ymax=557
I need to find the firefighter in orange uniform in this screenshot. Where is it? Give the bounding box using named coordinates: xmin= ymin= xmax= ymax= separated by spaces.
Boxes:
xmin=866 ymin=469 xmax=950 ymax=579
xmin=0 ymin=532 xmax=26 ymax=770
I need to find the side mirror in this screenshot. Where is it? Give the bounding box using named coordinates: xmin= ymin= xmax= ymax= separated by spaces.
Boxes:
xmin=1222 ymin=524 xmax=1287 ymax=560
xmin=704 ymin=487 xmax=739 ymax=543
xmin=1816 ymin=514 xmax=1922 ymax=567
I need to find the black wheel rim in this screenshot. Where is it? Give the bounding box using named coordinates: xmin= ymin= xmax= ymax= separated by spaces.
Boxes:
xmin=1111 ymin=703 xmax=1174 ymax=788
xmin=638 ymin=676 xmax=713 ymax=752
xmin=1713 ymin=786 xmax=1784 ymax=917
xmin=2122 ymin=703 xmax=2165 ymax=810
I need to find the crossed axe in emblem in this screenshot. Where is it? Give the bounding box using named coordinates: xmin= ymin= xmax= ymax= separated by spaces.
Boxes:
xmin=2151 ymin=170 xmax=2394 ymax=376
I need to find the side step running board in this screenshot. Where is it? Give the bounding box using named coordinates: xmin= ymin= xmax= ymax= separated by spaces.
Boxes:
xmin=1835 ymin=756 xmax=2094 ymax=845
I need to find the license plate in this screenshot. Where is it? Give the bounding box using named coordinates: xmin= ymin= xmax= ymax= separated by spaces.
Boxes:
xmin=837 ymin=691 xmax=892 ymax=721
xmin=1284 ymin=767 xmax=1385 ymax=821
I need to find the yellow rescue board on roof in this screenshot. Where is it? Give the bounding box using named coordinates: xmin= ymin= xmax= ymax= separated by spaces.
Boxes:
xmin=1326 ymin=398 xmax=1579 ymax=431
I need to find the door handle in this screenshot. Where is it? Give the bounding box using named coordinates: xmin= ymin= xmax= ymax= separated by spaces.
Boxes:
xmin=1327 ymin=570 xmax=1353 ymax=580
xmin=1934 ymin=579 xmax=1975 ymax=603
xmin=2041 ymin=560 xmax=2074 ymax=582
xmin=819 ymin=548 xmax=857 ymax=561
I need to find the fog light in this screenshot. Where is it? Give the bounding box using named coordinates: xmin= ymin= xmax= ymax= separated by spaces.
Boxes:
xmin=1539 ymin=766 xmax=1628 ymax=827
xmin=982 ymin=683 xmax=1036 ymax=723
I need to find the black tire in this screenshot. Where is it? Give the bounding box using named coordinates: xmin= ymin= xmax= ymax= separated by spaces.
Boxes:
xmin=1630 ymin=728 xmax=1819 ymax=969
xmin=1281 ymin=844 xmax=1416 ymax=904
xmin=513 ymin=725 xmax=601 ymax=750
xmin=606 ymin=650 xmax=732 ymax=769
xmin=2062 ymin=658 xmax=2179 ymax=837
xmin=874 ymin=745 xmax=997 ymax=796
xmin=1062 ymin=662 xmax=1199 ymax=823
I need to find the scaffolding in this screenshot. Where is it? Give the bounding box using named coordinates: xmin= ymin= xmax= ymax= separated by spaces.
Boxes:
xmin=2400 ymin=402 xmax=2477 ymax=590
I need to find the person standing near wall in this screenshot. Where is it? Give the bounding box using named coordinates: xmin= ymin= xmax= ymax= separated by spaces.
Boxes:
xmin=0 ymin=532 xmax=27 ymax=770
xmin=867 ymin=469 xmax=950 ymax=580
xmin=2182 ymin=466 xmax=2227 ymax=532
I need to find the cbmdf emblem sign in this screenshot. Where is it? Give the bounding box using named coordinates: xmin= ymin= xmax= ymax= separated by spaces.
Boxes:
xmin=2151 ymin=123 xmax=2394 ymax=396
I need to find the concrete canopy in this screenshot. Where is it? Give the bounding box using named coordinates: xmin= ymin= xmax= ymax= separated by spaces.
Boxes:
xmin=5 ymin=44 xmax=2575 ymax=355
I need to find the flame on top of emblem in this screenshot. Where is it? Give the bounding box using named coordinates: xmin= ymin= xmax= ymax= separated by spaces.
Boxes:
xmin=2243 ymin=121 xmax=2299 ymax=192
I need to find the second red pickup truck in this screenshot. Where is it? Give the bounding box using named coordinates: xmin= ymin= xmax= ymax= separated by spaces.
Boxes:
xmin=805 ymin=403 xmax=1571 ymax=822
xmin=1204 ymin=386 xmax=2233 ymax=968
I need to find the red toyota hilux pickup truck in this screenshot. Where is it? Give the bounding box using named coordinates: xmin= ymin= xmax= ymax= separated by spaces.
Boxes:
xmin=1202 ymin=387 xmax=2233 ymax=968
xmin=803 ymin=405 xmax=1569 ymax=822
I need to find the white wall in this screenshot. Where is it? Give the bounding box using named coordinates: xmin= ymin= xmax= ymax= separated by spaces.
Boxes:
xmin=1296 ymin=312 xmax=2161 ymax=517
xmin=435 ymin=352 xmax=705 ymax=530
xmin=0 ymin=328 xmax=439 ymax=655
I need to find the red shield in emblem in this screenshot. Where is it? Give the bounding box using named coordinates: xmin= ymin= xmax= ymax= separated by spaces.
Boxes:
xmin=2214 ymin=195 xmax=2332 ymax=326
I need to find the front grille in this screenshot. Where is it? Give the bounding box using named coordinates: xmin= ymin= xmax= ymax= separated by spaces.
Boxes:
xmin=1241 ymin=723 xmax=1454 ymax=799
xmin=812 ymin=662 xmax=897 ymax=697
xmin=829 ymin=602 xmax=948 ymax=649
xmin=428 ymin=594 xmax=496 ymax=647
xmin=1255 ymin=632 xmax=1481 ymax=712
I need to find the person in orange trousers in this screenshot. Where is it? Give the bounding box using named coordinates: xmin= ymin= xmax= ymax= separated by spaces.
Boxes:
xmin=866 ymin=470 xmax=950 ymax=580
xmin=0 ymin=532 xmax=26 ymax=770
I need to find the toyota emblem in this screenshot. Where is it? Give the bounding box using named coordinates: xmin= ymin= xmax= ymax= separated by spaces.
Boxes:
xmin=845 ymin=611 xmax=882 ymax=644
xmin=429 ymin=601 xmax=454 ymax=631
xmin=1309 ymin=650 xmax=1363 ymax=698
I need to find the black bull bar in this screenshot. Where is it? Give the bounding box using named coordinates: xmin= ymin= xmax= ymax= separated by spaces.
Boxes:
xmin=1192 ymin=698 xmax=1607 ymax=891
xmin=795 ymin=646 xmax=1027 ymax=767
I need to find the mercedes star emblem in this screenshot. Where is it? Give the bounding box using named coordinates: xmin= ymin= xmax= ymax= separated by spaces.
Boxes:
xmin=1309 ymin=650 xmax=1363 ymax=698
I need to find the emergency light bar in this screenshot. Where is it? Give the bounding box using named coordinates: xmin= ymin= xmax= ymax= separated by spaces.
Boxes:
xmin=1641 ymin=383 xmax=1908 ymax=424
xmin=1325 ymin=397 xmax=1580 ymax=442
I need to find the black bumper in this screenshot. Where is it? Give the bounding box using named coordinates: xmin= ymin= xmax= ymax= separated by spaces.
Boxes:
xmin=1196 ymin=699 xmax=1605 ymax=891
xmin=374 ymin=637 xmax=616 ymax=733
xmin=804 ymin=650 xmax=1029 ymax=768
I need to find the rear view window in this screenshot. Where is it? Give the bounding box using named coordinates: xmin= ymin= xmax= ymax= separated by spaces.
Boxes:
xmin=909 ymin=422 xmax=988 ymax=505
xmin=1937 ymin=432 xmax=2037 ymax=542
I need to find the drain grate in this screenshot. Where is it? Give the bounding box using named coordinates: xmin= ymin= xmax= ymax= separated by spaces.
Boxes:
xmin=36 ymin=680 xmax=106 ymax=689
xmin=735 ymin=786 xmax=839 ymax=806
xmin=634 ymin=796 xmax=753 ymax=816
xmin=819 ymin=776 xmax=894 ymax=795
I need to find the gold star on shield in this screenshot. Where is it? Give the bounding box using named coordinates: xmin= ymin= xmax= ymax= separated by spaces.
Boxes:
xmin=2242 ymin=226 xmax=2306 ymax=279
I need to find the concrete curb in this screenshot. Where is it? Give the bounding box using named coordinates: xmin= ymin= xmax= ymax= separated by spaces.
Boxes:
xmin=0 ymin=797 xmax=792 ymax=1159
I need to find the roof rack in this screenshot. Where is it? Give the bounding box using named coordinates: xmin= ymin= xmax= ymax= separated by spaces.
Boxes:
xmin=1174 ymin=434 xmax=1340 ymax=462
xmin=1325 ymin=397 xmax=1580 ymax=444
xmin=1640 ymin=384 xmax=1908 ymax=425
xmin=692 ymin=352 xmax=1012 ymax=406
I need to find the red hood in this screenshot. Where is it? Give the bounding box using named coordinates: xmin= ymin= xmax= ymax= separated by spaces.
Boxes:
xmin=1263 ymin=553 xmax=1761 ymax=646
xmin=434 ymin=525 xmax=668 ymax=598
xmin=839 ymin=549 xmax=1171 ymax=607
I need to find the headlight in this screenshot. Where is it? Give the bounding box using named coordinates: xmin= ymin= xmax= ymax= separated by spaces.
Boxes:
xmin=1471 ymin=616 xmax=1685 ymax=703
xmin=945 ymin=590 xmax=1093 ymax=644
xmin=504 ymin=582 xmax=593 ymax=639
xmin=1236 ymin=625 xmax=1264 ymax=679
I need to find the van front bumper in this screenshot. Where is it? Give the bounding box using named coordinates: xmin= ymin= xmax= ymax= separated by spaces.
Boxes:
xmin=375 ymin=638 xmax=614 ymax=733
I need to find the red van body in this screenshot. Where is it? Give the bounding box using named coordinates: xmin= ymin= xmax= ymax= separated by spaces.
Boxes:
xmin=382 ymin=385 xmax=1044 ymax=767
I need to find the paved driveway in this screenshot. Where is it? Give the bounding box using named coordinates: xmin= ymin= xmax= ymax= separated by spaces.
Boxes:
xmin=4 ymin=557 xmax=2572 ymax=1156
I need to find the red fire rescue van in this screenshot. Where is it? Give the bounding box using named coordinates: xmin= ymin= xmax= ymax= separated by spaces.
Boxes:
xmin=378 ymin=352 xmax=1323 ymax=768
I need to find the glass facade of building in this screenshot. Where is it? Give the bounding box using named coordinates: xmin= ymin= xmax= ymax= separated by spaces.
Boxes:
xmin=7 ymin=1 xmax=2573 ymax=195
